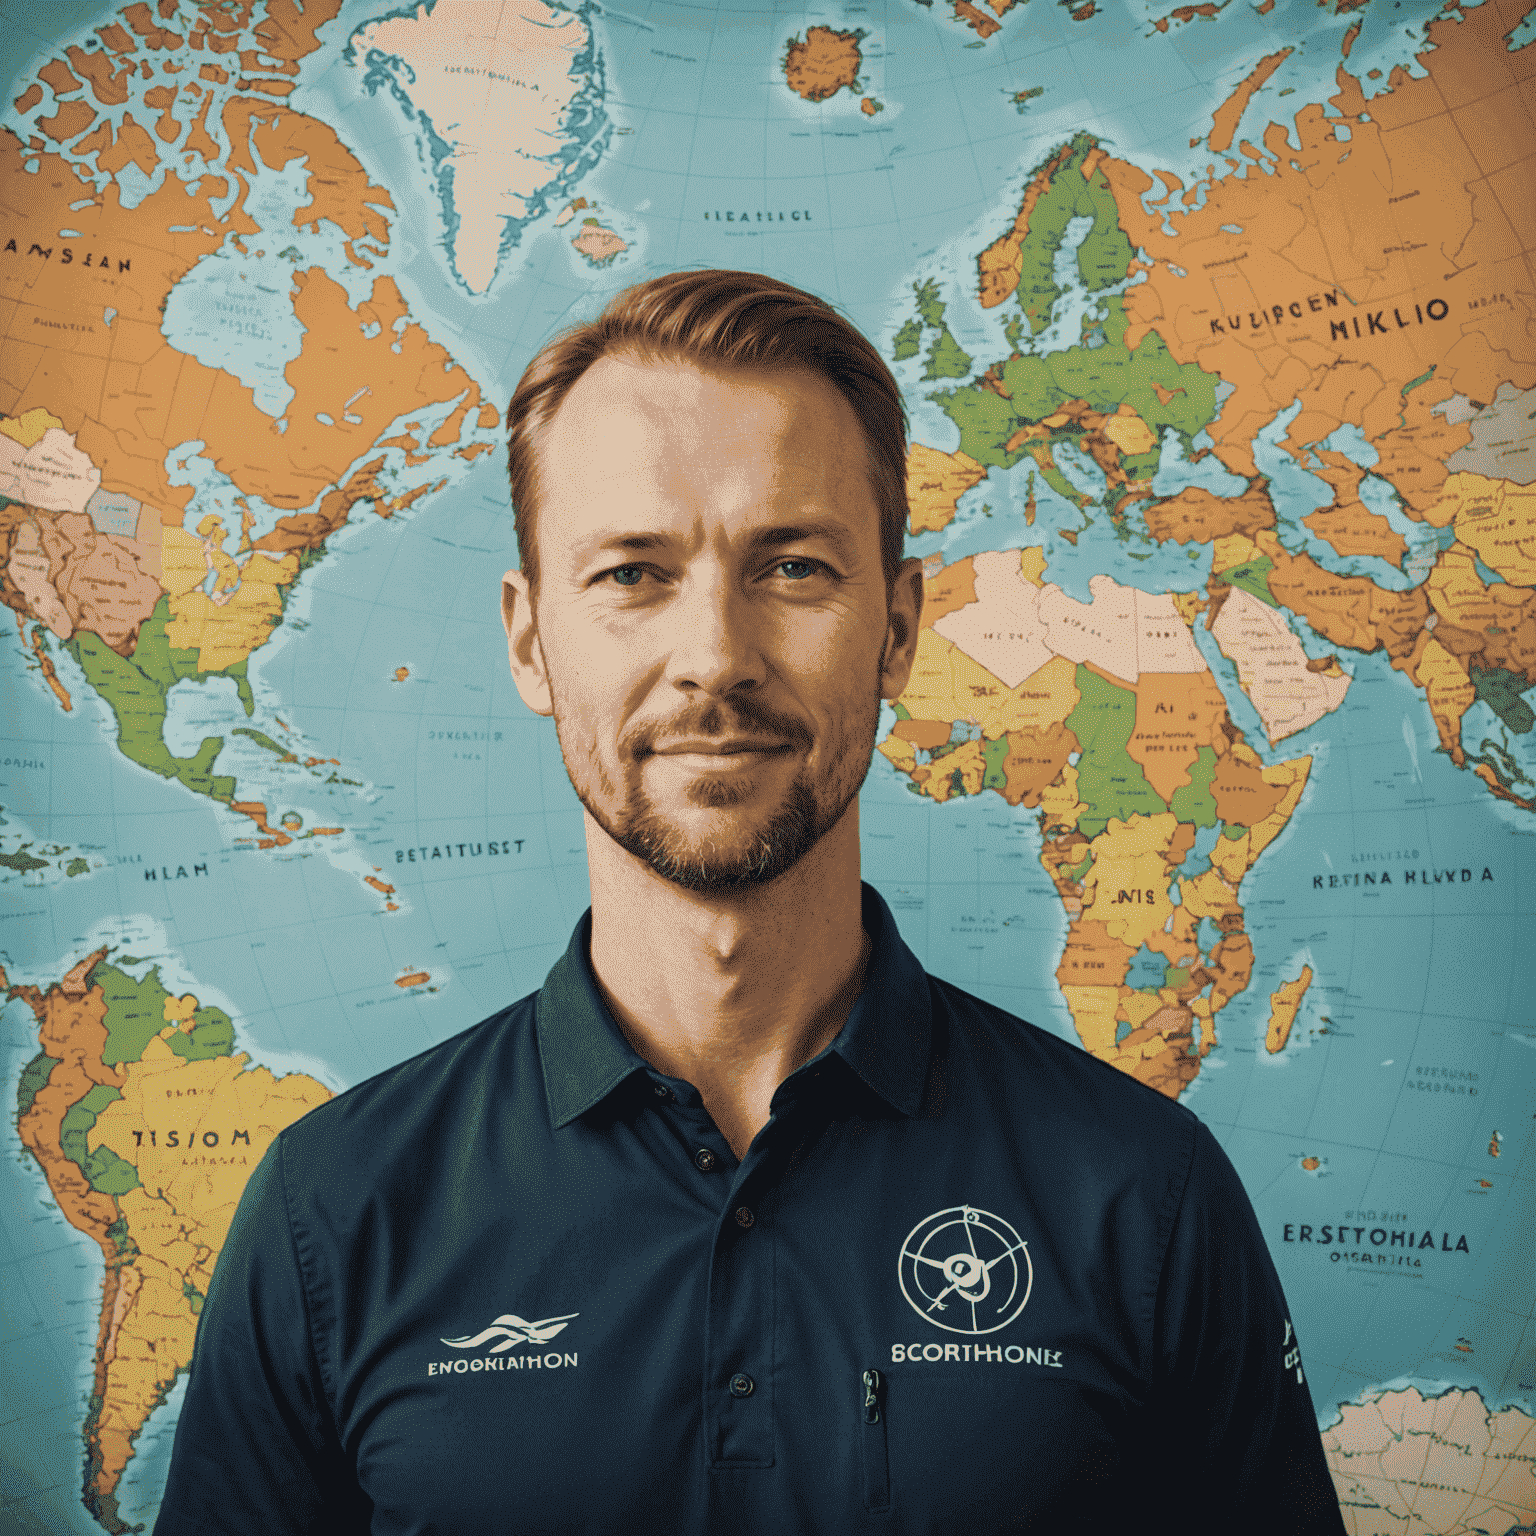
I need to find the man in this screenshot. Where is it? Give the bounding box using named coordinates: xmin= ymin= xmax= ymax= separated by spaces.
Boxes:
xmin=156 ymin=270 xmax=1345 ymax=1533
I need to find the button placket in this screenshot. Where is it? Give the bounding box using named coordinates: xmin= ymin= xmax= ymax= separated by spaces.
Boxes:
xmin=704 ymin=1152 xmax=775 ymax=1469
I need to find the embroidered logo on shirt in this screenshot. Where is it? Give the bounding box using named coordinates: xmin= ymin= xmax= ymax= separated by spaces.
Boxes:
xmin=898 ymin=1206 xmax=1032 ymax=1335
xmin=426 ymin=1312 xmax=581 ymax=1379
xmin=441 ymin=1312 xmax=579 ymax=1351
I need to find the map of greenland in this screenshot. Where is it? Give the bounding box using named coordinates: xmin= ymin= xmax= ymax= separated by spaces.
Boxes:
xmin=353 ymin=0 xmax=605 ymax=294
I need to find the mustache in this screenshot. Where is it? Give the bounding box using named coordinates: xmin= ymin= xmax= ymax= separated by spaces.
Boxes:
xmin=622 ymin=698 xmax=814 ymax=760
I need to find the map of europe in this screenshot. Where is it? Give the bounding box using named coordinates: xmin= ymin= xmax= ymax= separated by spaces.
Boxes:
xmin=0 ymin=0 xmax=1533 ymax=1530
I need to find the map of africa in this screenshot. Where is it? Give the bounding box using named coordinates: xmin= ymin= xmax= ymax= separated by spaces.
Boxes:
xmin=0 ymin=0 xmax=1532 ymax=1530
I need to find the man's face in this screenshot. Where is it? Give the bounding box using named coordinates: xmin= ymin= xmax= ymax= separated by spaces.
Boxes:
xmin=502 ymin=353 xmax=921 ymax=891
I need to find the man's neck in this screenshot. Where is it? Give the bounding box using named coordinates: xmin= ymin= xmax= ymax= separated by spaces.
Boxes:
xmin=584 ymin=807 xmax=869 ymax=1160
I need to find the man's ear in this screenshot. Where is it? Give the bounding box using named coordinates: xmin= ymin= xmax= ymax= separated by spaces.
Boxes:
xmin=880 ymin=556 xmax=925 ymax=701
xmin=502 ymin=569 xmax=553 ymax=717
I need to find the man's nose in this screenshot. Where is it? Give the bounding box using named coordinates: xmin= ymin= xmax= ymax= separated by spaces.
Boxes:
xmin=663 ymin=570 xmax=768 ymax=696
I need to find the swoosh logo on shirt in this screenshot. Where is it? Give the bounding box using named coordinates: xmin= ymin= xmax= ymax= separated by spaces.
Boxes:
xmin=441 ymin=1313 xmax=579 ymax=1351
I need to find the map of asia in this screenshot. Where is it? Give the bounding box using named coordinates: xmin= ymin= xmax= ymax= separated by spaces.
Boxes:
xmin=1 ymin=0 xmax=1533 ymax=1530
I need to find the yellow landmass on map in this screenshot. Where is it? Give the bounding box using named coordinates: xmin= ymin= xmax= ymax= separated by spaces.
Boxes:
xmin=1101 ymin=409 xmax=1157 ymax=457
xmin=906 ymin=443 xmax=988 ymax=534
xmin=1323 ymin=1385 xmax=1536 ymax=1536
xmin=1080 ymin=814 xmax=1178 ymax=948
xmin=165 ymin=547 xmax=299 ymax=672
xmin=0 ymin=408 xmax=66 ymax=448
xmin=1414 ymin=637 xmax=1478 ymax=759
xmin=1265 ymin=965 xmax=1312 ymax=1053
xmin=896 ymin=627 xmax=1080 ymax=743
xmin=87 ymin=1035 xmax=330 ymax=1509
xmin=1442 ymin=473 xmax=1536 ymax=585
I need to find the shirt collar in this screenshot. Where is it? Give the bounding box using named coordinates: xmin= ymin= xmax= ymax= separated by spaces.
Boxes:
xmin=536 ymin=883 xmax=933 ymax=1129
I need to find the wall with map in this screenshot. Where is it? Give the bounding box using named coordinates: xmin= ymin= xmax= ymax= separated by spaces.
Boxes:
xmin=1 ymin=0 xmax=1533 ymax=1530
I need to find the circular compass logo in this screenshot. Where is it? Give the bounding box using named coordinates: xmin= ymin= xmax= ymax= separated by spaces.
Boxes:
xmin=898 ymin=1205 xmax=1032 ymax=1335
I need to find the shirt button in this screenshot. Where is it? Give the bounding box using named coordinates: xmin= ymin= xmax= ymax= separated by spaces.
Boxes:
xmin=734 ymin=1206 xmax=755 ymax=1229
xmin=694 ymin=1148 xmax=718 ymax=1172
xmin=653 ymin=1084 xmax=672 ymax=1101
xmin=729 ymin=1373 xmax=754 ymax=1398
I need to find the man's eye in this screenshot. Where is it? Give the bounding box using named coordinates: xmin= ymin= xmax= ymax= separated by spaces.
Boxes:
xmin=774 ymin=559 xmax=820 ymax=581
xmin=609 ymin=565 xmax=645 ymax=587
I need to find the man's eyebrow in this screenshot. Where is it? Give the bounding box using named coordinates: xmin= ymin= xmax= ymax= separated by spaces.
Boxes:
xmin=747 ymin=522 xmax=859 ymax=561
xmin=584 ymin=532 xmax=670 ymax=555
xmin=579 ymin=523 xmax=861 ymax=561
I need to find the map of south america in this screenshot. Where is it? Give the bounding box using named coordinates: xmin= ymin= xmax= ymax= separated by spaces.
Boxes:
xmin=9 ymin=948 xmax=329 ymax=1532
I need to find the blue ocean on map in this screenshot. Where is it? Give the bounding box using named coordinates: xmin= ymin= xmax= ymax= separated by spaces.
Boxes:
xmin=2 ymin=0 xmax=1533 ymax=1529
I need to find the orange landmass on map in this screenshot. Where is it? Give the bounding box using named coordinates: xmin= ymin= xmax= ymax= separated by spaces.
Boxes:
xmin=1208 ymin=47 xmax=1293 ymax=153
xmin=11 ymin=951 xmax=121 ymax=1281
xmin=1302 ymin=452 xmax=1407 ymax=564
xmin=999 ymin=720 xmax=1078 ymax=806
xmin=1210 ymin=747 xmax=1286 ymax=824
xmin=224 ymin=98 xmax=394 ymax=262
xmin=1265 ymin=964 xmax=1313 ymax=1052
xmin=26 ymin=620 xmax=74 ymax=709
xmin=1106 ymin=0 xmax=1536 ymax=496
xmin=96 ymin=112 xmax=159 ymax=178
xmin=395 ymin=971 xmax=430 ymax=988
xmin=1125 ymin=670 xmax=1229 ymax=802
xmin=253 ymin=457 xmax=386 ymax=553
xmin=1055 ymin=920 xmax=1133 ymax=986
xmin=783 ymin=26 xmax=862 ymax=103
xmin=65 ymin=41 xmax=134 ymax=106
xmin=0 ymin=132 xmax=257 ymax=520
xmin=919 ymin=554 xmax=979 ymax=627
xmin=178 ymin=269 xmax=479 ymax=512
xmin=892 ymin=717 xmax=952 ymax=752
xmin=1261 ymin=532 xmax=1429 ymax=659
xmin=142 ymin=83 xmax=180 ymax=144
xmin=38 ymin=57 xmax=83 ymax=97
xmin=1143 ymin=482 xmax=1276 ymax=543
xmin=1152 ymin=3 xmax=1225 ymax=33
xmin=1323 ymin=1386 xmax=1536 ymax=1535
xmin=951 ymin=0 xmax=1007 ymax=39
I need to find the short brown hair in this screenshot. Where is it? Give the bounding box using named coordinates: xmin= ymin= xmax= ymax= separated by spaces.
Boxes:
xmin=506 ymin=269 xmax=909 ymax=588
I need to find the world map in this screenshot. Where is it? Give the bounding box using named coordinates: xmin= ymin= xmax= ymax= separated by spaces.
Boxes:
xmin=1 ymin=1 xmax=1533 ymax=1531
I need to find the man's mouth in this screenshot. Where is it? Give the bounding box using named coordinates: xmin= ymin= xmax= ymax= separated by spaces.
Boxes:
xmin=649 ymin=738 xmax=790 ymax=763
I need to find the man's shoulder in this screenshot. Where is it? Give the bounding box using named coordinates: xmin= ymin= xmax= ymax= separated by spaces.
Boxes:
xmin=276 ymin=990 xmax=541 ymax=1169
xmin=927 ymin=973 xmax=1201 ymax=1172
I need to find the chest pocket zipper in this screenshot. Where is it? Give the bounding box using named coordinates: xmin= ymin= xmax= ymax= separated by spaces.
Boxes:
xmin=861 ymin=1368 xmax=891 ymax=1513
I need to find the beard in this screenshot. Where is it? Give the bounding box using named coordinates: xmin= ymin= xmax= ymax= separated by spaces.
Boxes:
xmin=552 ymin=685 xmax=882 ymax=892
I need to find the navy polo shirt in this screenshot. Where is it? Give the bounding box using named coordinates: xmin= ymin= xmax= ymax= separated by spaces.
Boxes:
xmin=155 ymin=886 xmax=1344 ymax=1534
